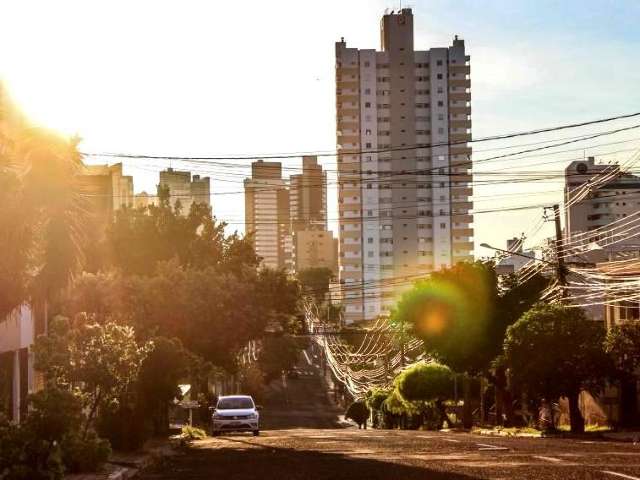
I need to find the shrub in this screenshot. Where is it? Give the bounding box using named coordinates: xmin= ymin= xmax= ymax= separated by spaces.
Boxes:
xmin=345 ymin=401 xmax=370 ymax=427
xmin=180 ymin=425 xmax=207 ymax=440
xmin=61 ymin=431 xmax=111 ymax=473
xmin=97 ymin=402 xmax=150 ymax=452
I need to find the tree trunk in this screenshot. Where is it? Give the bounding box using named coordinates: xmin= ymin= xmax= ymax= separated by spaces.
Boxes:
xmin=83 ymin=390 xmax=102 ymax=440
xmin=462 ymin=375 xmax=473 ymax=429
xmin=435 ymin=399 xmax=448 ymax=429
xmin=493 ymin=366 xmax=507 ymax=427
xmin=619 ymin=377 xmax=639 ymax=428
xmin=568 ymin=391 xmax=585 ymax=434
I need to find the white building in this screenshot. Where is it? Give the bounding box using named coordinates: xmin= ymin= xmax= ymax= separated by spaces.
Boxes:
xmin=565 ymin=156 xmax=640 ymax=257
xmin=336 ymin=8 xmax=473 ymax=324
xmin=0 ymin=305 xmax=36 ymax=423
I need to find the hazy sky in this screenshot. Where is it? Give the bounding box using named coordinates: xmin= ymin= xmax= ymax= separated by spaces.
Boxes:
xmin=2 ymin=0 xmax=639 ymax=256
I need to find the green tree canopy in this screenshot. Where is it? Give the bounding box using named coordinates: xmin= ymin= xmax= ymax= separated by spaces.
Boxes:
xmin=34 ymin=316 xmax=151 ymax=438
xmin=604 ymin=322 xmax=640 ymax=427
xmin=105 ymin=196 xmax=258 ymax=276
xmin=297 ymin=267 xmax=334 ymax=305
xmin=503 ymin=303 xmax=611 ymax=433
xmin=395 ymin=363 xmax=454 ymax=403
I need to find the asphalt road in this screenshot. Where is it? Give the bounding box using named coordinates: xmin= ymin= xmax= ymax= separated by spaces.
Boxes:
xmin=140 ymin=354 xmax=640 ymax=480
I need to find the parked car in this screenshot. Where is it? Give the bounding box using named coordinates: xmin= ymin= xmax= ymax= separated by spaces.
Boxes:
xmin=211 ymin=395 xmax=261 ymax=436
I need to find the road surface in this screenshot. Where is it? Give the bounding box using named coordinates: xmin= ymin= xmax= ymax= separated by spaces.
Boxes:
xmin=140 ymin=354 xmax=640 ymax=479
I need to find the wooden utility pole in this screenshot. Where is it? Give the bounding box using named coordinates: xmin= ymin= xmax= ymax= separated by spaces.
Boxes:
xmin=552 ymin=204 xmax=568 ymax=297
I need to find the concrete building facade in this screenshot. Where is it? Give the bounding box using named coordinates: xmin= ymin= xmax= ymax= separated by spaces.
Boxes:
xmin=159 ymin=168 xmax=211 ymax=215
xmin=290 ymin=156 xmax=328 ymax=232
xmin=565 ymin=157 xmax=640 ymax=253
xmin=78 ymin=163 xmax=134 ymax=219
xmin=244 ymin=161 xmax=291 ymax=269
xmin=0 ymin=305 xmax=38 ymax=423
xmin=335 ymin=8 xmax=473 ymax=323
xmin=293 ymin=230 xmax=338 ymax=274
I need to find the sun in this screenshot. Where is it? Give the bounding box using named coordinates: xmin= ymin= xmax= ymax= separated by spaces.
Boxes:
xmin=2 ymin=74 xmax=85 ymax=137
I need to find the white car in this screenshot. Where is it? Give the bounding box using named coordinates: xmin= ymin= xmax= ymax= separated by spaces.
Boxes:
xmin=211 ymin=395 xmax=260 ymax=436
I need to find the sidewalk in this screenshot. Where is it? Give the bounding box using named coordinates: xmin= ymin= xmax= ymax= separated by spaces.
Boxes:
xmin=65 ymin=438 xmax=177 ymax=480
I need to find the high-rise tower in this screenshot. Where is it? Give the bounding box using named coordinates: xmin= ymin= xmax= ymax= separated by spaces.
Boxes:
xmin=336 ymin=8 xmax=473 ymax=324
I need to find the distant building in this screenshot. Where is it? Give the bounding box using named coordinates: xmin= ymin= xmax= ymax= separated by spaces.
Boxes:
xmin=134 ymin=191 xmax=153 ymax=209
xmin=495 ymin=237 xmax=536 ymax=275
xmin=244 ymin=161 xmax=291 ymax=269
xmin=78 ymin=163 xmax=134 ymax=220
xmin=159 ymin=168 xmax=211 ymax=215
xmin=565 ymin=156 xmax=640 ymax=257
xmin=336 ymin=8 xmax=473 ymax=323
xmin=293 ymin=230 xmax=338 ymax=274
xmin=289 ymin=156 xmax=327 ymax=232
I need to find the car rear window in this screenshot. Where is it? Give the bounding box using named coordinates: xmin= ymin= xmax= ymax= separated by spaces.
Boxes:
xmin=217 ymin=398 xmax=254 ymax=409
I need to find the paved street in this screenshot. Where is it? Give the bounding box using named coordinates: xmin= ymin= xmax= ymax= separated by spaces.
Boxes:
xmin=141 ymin=428 xmax=640 ymax=480
xmin=139 ymin=356 xmax=640 ymax=480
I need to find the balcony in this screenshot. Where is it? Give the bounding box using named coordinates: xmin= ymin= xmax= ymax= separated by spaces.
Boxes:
xmin=449 ymin=92 xmax=471 ymax=102
xmin=449 ymin=105 xmax=471 ymax=116
xmin=450 ymin=119 xmax=472 ymax=129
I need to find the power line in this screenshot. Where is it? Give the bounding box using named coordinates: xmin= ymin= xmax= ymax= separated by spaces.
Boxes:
xmin=80 ymin=111 xmax=640 ymax=161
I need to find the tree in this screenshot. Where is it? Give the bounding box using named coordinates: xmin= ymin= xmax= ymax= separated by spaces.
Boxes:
xmin=366 ymin=389 xmax=391 ymax=428
xmin=395 ymin=363 xmax=454 ymax=428
xmin=604 ymin=322 xmax=640 ymax=427
xmin=259 ymin=336 xmax=305 ymax=382
xmin=0 ymin=127 xmax=87 ymax=319
xmin=297 ymin=267 xmax=334 ymax=305
xmin=136 ymin=337 xmax=190 ymax=435
xmin=391 ymin=261 xmax=547 ymax=427
xmin=105 ymin=195 xmax=258 ymax=277
xmin=503 ymin=303 xmax=611 ymax=433
xmin=33 ymin=316 xmax=150 ymax=438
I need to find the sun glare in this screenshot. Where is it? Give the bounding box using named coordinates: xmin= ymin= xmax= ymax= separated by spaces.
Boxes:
xmin=3 ymin=76 xmax=83 ymax=137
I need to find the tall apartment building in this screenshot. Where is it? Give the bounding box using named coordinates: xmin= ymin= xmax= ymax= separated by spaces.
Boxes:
xmin=244 ymin=160 xmax=291 ymax=269
xmin=159 ymin=168 xmax=211 ymax=215
xmin=336 ymin=8 xmax=473 ymax=324
xmin=290 ymin=156 xmax=328 ymax=232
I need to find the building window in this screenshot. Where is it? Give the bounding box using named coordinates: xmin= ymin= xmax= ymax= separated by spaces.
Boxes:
xmin=437 ymin=73 xmax=443 ymax=80
xmin=436 ymin=60 xmax=443 ymax=66
xmin=364 ymin=61 xmax=370 ymax=67
xmin=440 ymin=223 xmax=446 ymax=229
xmin=365 ymin=102 xmax=371 ymax=108
xmin=437 ymin=101 xmax=444 ymax=107
xmin=368 ymin=237 xmax=373 ymax=244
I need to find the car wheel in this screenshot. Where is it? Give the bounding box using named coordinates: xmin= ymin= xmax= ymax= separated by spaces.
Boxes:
xmin=253 ymin=430 xmax=260 ymax=437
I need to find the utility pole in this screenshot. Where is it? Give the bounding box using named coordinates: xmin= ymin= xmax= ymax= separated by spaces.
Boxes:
xmin=552 ymin=204 xmax=568 ymax=298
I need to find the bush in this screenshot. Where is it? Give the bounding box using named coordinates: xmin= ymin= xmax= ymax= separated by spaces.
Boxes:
xmin=61 ymin=431 xmax=111 ymax=473
xmin=180 ymin=425 xmax=207 ymax=440
xmin=345 ymin=401 xmax=370 ymax=427
xmin=97 ymin=402 xmax=149 ymax=452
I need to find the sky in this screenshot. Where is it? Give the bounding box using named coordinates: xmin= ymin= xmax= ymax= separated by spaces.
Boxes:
xmin=1 ymin=0 xmax=639 ymax=257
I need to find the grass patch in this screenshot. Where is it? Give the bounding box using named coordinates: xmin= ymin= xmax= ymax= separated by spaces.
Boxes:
xmin=473 ymin=426 xmax=542 ymax=437
xmin=556 ymin=424 xmax=611 ymax=433
xmin=180 ymin=425 xmax=207 ymax=440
